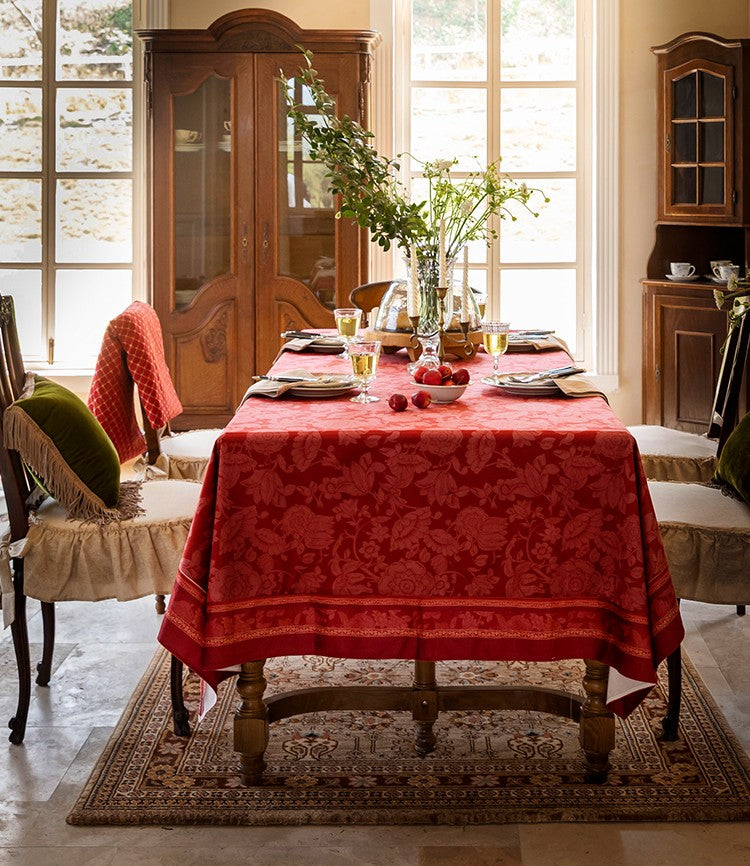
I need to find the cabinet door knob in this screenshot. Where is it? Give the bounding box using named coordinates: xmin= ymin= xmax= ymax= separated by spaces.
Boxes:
xmin=665 ymin=135 xmax=671 ymax=152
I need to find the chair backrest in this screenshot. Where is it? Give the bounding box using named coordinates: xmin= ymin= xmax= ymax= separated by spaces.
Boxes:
xmin=349 ymin=280 xmax=404 ymax=327
xmin=709 ymin=308 xmax=750 ymax=455
xmin=0 ymin=295 xmax=34 ymax=540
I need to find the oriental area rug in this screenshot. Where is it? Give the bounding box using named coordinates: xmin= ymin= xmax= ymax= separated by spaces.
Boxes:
xmin=68 ymin=649 xmax=750 ymax=826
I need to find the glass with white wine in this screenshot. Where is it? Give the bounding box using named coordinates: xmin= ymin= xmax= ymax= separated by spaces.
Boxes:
xmin=349 ymin=339 xmax=381 ymax=403
xmin=482 ymin=321 xmax=510 ymax=381
xmin=333 ymin=307 xmax=362 ymax=360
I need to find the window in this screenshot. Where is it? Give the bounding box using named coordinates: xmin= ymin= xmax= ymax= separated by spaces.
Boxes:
xmin=393 ymin=0 xmax=618 ymax=375
xmin=0 ymin=0 xmax=133 ymax=369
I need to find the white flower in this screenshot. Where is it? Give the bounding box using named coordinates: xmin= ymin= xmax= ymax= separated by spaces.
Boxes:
xmin=434 ymin=159 xmax=452 ymax=171
xmin=519 ymin=182 xmax=528 ymax=195
xmin=461 ymin=198 xmax=476 ymax=215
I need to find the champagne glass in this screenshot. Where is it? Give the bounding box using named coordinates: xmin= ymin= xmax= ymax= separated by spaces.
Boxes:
xmin=482 ymin=321 xmax=509 ymax=381
xmin=334 ymin=307 xmax=362 ymax=360
xmin=349 ymin=339 xmax=381 ymax=403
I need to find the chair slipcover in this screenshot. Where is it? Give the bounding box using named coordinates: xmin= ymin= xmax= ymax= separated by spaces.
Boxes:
xmin=138 ymin=428 xmax=221 ymax=482
xmin=630 ymin=425 xmax=718 ymax=483
xmin=13 ymin=479 xmax=200 ymax=603
xmin=649 ymin=480 xmax=750 ymax=604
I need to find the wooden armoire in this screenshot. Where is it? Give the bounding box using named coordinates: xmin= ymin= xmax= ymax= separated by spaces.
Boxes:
xmin=137 ymin=11 xmax=379 ymax=428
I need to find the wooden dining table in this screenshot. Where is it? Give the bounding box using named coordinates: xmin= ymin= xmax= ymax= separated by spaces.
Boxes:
xmin=158 ymin=341 xmax=684 ymax=786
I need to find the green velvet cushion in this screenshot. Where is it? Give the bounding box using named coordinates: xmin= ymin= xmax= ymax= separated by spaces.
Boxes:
xmin=3 ymin=374 xmax=122 ymax=518
xmin=714 ymin=411 xmax=750 ymax=504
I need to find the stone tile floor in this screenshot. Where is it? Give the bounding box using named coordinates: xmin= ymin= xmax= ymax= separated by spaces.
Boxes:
xmin=0 ymin=597 xmax=748 ymax=865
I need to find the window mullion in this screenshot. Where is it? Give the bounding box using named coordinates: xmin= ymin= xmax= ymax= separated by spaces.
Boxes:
xmin=42 ymin=0 xmax=57 ymax=361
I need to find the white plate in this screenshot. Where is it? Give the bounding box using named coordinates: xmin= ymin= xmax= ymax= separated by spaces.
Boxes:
xmin=288 ymin=383 xmax=357 ymax=398
xmin=217 ymin=141 xmax=231 ymax=152
xmin=174 ymin=142 xmax=204 ymax=152
xmin=482 ymin=375 xmax=561 ymax=397
xmin=706 ymin=275 xmax=731 ymax=284
xmin=665 ymin=274 xmax=701 ymax=282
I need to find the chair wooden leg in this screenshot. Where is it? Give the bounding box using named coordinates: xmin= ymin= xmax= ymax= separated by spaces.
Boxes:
xmin=661 ymin=646 xmax=681 ymax=741
xmin=170 ymin=655 xmax=190 ymax=737
xmin=8 ymin=561 xmax=30 ymax=744
xmin=35 ymin=601 xmax=55 ymax=686
xmin=737 ymin=605 xmax=746 ymax=617
xmin=155 ymin=594 xmax=166 ymax=615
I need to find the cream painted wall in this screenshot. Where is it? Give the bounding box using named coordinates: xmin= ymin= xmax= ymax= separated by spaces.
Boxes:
xmin=618 ymin=1 xmax=750 ymax=422
xmin=168 ymin=0 xmax=371 ymax=29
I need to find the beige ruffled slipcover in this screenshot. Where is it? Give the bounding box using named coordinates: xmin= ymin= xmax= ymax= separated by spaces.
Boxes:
xmin=145 ymin=428 xmax=221 ymax=482
xmin=629 ymin=425 xmax=718 ymax=483
xmin=14 ymin=479 xmax=200 ymax=603
xmin=649 ymin=480 xmax=750 ymax=604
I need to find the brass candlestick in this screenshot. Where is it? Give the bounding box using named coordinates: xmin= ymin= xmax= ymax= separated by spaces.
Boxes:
xmin=435 ymin=287 xmax=477 ymax=362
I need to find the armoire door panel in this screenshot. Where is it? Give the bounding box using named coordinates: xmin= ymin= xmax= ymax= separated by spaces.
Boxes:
xmin=171 ymin=298 xmax=236 ymax=416
xmin=674 ymin=330 xmax=716 ymax=426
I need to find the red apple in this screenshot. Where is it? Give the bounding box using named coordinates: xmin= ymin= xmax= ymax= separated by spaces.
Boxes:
xmin=452 ymin=368 xmax=470 ymax=385
xmin=411 ymin=390 xmax=432 ymax=409
xmin=442 ymin=377 xmax=455 ymax=386
xmin=437 ymin=363 xmax=453 ymax=381
xmin=388 ymin=393 xmax=409 ymax=412
xmin=422 ymin=369 xmax=443 ymax=386
xmin=413 ymin=365 xmax=430 ymax=384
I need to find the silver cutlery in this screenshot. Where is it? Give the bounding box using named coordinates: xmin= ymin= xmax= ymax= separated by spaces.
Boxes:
xmin=507 ymin=365 xmax=583 ymax=384
xmin=281 ymin=330 xmax=325 ymax=339
xmin=253 ymin=374 xmax=353 ymax=384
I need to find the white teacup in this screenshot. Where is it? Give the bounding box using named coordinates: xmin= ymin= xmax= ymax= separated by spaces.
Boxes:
xmin=670 ymin=262 xmax=695 ymax=278
xmin=175 ymin=128 xmax=201 ymax=144
xmin=710 ymin=259 xmax=732 ymax=271
xmin=713 ymin=263 xmax=740 ymax=281
xmin=224 ymin=120 xmax=231 ymax=132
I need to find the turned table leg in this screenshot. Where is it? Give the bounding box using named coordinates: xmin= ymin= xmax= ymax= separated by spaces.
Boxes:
xmin=412 ymin=660 xmax=438 ymax=756
xmin=234 ymin=660 xmax=268 ymax=786
xmin=580 ymin=659 xmax=615 ymax=783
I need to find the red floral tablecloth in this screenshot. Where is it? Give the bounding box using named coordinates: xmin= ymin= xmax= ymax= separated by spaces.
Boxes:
xmin=159 ymin=347 xmax=684 ymax=717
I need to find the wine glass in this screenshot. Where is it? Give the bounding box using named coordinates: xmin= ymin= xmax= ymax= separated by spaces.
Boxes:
xmin=482 ymin=321 xmax=510 ymax=381
xmin=349 ymin=339 xmax=381 ymax=403
xmin=334 ymin=307 xmax=362 ymax=360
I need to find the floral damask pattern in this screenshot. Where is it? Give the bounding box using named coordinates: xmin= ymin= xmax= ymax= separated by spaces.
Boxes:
xmin=160 ymin=349 xmax=683 ymax=716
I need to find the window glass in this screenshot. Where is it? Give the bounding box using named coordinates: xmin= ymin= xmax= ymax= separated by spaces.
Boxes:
xmin=56 ymin=0 xmax=132 ymax=81
xmin=500 ymin=179 xmax=575 ymax=263
xmin=411 ymin=0 xmax=487 ymax=81
xmin=499 ymin=88 xmax=576 ymax=172
xmin=0 ymin=179 xmax=42 ymax=261
xmin=0 ymin=1 xmax=43 ymax=80
xmin=56 ymin=88 xmax=132 ymax=171
xmin=0 ymin=89 xmax=43 ymax=170
xmin=411 ymin=87 xmax=486 ymax=168
xmin=56 ymin=178 xmax=132 ymax=263
xmin=500 ymin=268 xmax=577 ymax=352
xmin=0 ymin=270 xmax=43 ymax=358
xmin=500 ymin=0 xmax=576 ymax=82
xmin=54 ymin=269 xmax=132 ymax=363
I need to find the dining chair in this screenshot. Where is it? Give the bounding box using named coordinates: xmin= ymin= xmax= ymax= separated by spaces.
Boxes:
xmin=349 ymin=279 xmax=404 ymax=327
xmin=0 ymin=295 xmax=197 ymax=744
xmin=649 ymin=413 xmax=750 ymax=740
xmin=629 ymin=309 xmax=750 ymax=483
xmin=88 ymin=300 xmax=221 ymax=483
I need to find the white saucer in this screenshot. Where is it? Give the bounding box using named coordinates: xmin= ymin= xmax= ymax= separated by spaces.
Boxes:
xmin=708 ymin=275 xmax=729 ymax=285
xmin=217 ymin=141 xmax=231 ymax=152
xmin=175 ymin=142 xmax=204 ymax=152
xmin=665 ymin=274 xmax=700 ymax=282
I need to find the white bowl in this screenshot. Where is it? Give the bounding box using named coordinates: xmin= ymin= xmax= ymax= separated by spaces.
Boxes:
xmin=411 ymin=381 xmax=469 ymax=403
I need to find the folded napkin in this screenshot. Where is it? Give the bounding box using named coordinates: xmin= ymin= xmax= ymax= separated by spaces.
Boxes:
xmin=508 ymin=334 xmax=571 ymax=353
xmin=281 ymin=336 xmax=345 ymax=353
xmin=240 ymin=369 xmax=354 ymax=403
xmin=553 ymin=375 xmax=609 ymax=403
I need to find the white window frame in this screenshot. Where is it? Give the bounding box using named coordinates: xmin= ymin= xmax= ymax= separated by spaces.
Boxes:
xmin=372 ymin=0 xmax=619 ymax=384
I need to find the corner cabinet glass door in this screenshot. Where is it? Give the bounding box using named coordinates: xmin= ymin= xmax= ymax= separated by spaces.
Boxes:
xmin=663 ymin=59 xmax=734 ymax=219
xmin=253 ymin=53 xmax=364 ymax=373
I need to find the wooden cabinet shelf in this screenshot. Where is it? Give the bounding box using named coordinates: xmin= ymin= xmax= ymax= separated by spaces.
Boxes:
xmin=138 ymin=10 xmax=379 ymax=428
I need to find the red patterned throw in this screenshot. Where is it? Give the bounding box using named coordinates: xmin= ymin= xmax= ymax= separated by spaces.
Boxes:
xmin=88 ymin=301 xmax=182 ymax=462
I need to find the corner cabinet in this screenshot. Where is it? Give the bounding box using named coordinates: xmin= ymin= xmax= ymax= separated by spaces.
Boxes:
xmin=137 ymin=11 xmax=379 ymax=428
xmin=644 ymin=32 xmax=750 ymax=429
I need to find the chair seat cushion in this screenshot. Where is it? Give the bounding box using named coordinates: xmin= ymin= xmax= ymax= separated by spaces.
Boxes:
xmin=157 ymin=428 xmax=220 ymax=480
xmin=3 ymin=374 xmax=141 ymax=522
xmin=16 ymin=479 xmax=200 ymax=603
xmin=629 ymin=425 xmax=717 ymax=482
xmin=648 ymin=480 xmax=750 ymax=604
